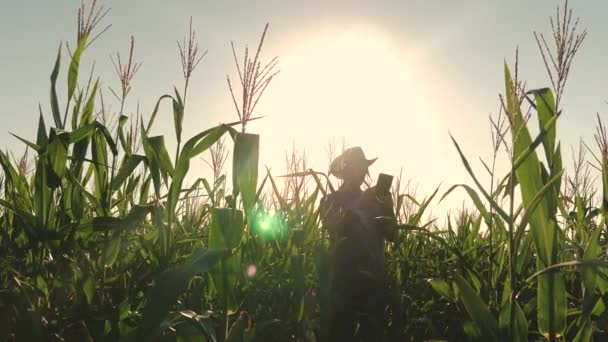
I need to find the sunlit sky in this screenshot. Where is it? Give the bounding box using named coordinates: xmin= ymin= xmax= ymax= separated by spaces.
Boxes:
xmin=2 ymin=1 xmax=607 ymax=217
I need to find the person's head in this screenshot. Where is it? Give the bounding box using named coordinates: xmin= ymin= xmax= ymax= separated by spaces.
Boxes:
xmin=329 ymin=147 xmax=377 ymax=188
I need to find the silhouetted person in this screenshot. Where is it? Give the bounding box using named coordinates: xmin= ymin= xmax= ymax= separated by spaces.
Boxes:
xmin=319 ymin=147 xmax=397 ymax=342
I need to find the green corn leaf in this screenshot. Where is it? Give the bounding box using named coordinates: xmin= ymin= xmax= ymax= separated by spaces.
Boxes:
xmin=167 ymin=124 xmax=235 ymax=225
xmin=441 ymin=184 xmax=492 ymax=225
xmin=118 ymin=115 xmax=130 ymax=154
xmin=91 ymin=130 xmax=108 ymax=210
xmin=83 ymin=276 xmax=95 ymax=305
xmin=94 ymin=121 xmax=118 ymax=156
xmin=173 ymin=87 xmax=184 ymax=144
xmin=92 ymin=205 xmax=154 ymax=232
xmin=148 ymin=136 xmax=174 ymax=181
xmin=50 ymin=43 xmax=62 ymax=128
xmin=537 ymin=273 xmax=567 ymax=340
xmin=146 ymin=94 xmax=173 ymax=132
xmin=68 ymin=123 xmax=95 ymax=144
xmin=139 ymin=174 xmax=152 ymax=205
xmin=453 ymin=272 xmax=499 ymax=340
xmin=46 ymin=128 xmax=70 ymax=188
xmin=140 ymin=118 xmax=162 ymax=198
xmin=133 ymin=248 xmax=229 ymax=341
xmin=112 ymin=154 xmax=146 ymax=191
xmin=209 ymin=208 xmax=244 ymax=250
xmin=582 ymin=226 xmax=603 ymax=291
xmin=573 ymin=320 xmax=593 ymax=342
xmin=34 ymin=156 xmax=50 ymax=228
xmin=80 ymin=79 xmax=99 ymax=127
xmin=36 ymin=111 xmax=48 ymax=148
xmin=232 ymin=132 xmax=259 ymax=223
xmin=68 ymin=35 xmax=86 ymax=100
xmin=449 ymin=134 xmax=512 ymax=223
xmin=531 ymin=88 xmax=557 ymax=167
xmin=266 ymin=169 xmax=289 ymax=212
xmin=428 ymin=278 xmax=455 ymax=301
xmin=504 ymin=62 xmax=565 ymax=338
xmin=209 ymin=208 xmax=243 ymax=314
xmin=499 ymin=300 xmax=528 ymax=342
xmin=408 ymin=184 xmax=441 ymax=227
xmin=10 ymin=133 xmax=40 ymax=152
xmin=71 ymin=92 xmax=83 ymax=130
xmin=65 ymin=169 xmax=102 ymax=213
xmin=102 ymin=234 xmax=122 ymax=267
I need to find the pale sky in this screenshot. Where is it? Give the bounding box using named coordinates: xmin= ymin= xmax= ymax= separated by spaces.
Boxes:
xmin=1 ymin=1 xmax=607 ymax=217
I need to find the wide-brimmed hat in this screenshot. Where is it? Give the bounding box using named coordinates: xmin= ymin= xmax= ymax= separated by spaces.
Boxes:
xmin=329 ymin=146 xmax=377 ymax=179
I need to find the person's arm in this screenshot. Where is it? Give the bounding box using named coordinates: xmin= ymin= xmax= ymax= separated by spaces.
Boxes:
xmin=363 ymin=186 xmax=397 ymax=242
xmin=319 ymin=195 xmax=341 ymax=243
xmin=378 ymin=193 xmax=398 ymax=242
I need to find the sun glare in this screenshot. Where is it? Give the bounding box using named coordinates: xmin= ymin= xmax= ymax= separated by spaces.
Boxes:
xmin=272 ymin=28 xmax=419 ymax=136
xmin=258 ymin=27 xmax=440 ymax=175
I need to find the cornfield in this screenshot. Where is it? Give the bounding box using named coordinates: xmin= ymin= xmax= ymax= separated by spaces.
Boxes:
xmin=2 ymin=1 xmax=608 ymax=341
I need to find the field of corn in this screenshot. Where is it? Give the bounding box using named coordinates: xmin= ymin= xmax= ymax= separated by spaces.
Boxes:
xmin=3 ymin=1 xmax=608 ymax=341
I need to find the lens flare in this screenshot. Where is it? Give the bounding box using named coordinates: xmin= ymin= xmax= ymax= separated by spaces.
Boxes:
xmin=245 ymin=264 xmax=257 ymax=278
xmin=259 ymin=216 xmax=272 ymax=231
xmin=257 ymin=211 xmax=276 ymax=232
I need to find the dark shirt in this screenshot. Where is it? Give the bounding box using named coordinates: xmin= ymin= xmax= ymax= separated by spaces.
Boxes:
xmin=320 ymin=184 xmax=394 ymax=282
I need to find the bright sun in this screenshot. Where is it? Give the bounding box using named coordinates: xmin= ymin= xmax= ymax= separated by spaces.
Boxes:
xmin=253 ymin=28 xmax=451 ymax=206
xmin=270 ymin=28 xmax=420 ymax=138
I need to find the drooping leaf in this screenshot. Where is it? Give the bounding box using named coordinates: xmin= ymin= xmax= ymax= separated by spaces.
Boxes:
xmin=133 ymin=249 xmax=229 ymax=341
xmin=453 ymin=272 xmax=499 ymax=340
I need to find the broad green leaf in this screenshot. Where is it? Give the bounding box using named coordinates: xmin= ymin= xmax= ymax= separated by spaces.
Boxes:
xmin=504 ymin=63 xmax=565 ymax=338
xmin=531 ymin=88 xmax=557 ymax=167
xmin=167 ymin=124 xmax=235 ymax=225
xmin=148 ymin=136 xmax=174 ymax=181
xmin=112 ymin=154 xmax=146 ymax=191
xmin=69 ymin=124 xmax=95 ymax=144
xmin=80 ymin=79 xmax=99 ymax=128
xmin=91 ymin=130 xmax=108 ymax=211
xmin=498 ymin=282 xmax=528 ymax=342
xmin=140 ymin=118 xmax=162 ymax=198
xmin=209 ymin=208 xmax=244 ymax=250
xmin=102 ymin=235 xmax=122 ymax=267
xmin=47 ymin=128 xmax=69 ymax=177
xmin=209 ymin=208 xmax=243 ymax=314
xmin=68 ymin=35 xmax=86 ymax=100
xmin=453 ymin=272 xmax=499 ymax=340
xmin=133 ymin=249 xmax=229 ymax=341
xmin=582 ymin=226 xmax=602 ymax=291
xmin=83 ymin=276 xmax=95 ymax=304
xmin=537 ymin=273 xmax=567 ymax=340
xmin=428 ymin=278 xmax=454 ymax=301
xmin=232 ymin=133 xmax=259 ymax=222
